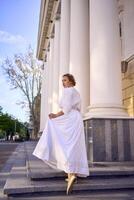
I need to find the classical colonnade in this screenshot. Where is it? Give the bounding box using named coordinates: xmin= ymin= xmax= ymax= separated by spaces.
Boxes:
xmin=40 ymin=0 xmax=128 ymax=132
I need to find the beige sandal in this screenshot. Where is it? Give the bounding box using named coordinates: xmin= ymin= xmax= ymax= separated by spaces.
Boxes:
xmin=65 ymin=177 xmax=77 ymax=183
xmin=66 ymin=175 xmax=77 ymax=195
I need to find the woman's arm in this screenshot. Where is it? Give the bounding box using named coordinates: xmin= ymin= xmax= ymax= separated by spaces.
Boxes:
xmin=56 ymin=110 xmax=64 ymax=117
xmin=49 ymin=110 xmax=64 ymax=119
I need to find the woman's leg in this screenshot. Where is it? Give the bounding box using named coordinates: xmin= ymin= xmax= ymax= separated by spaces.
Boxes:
xmin=68 ymin=173 xmax=71 ymax=179
xmin=66 ymin=173 xmax=77 ymax=195
xmin=65 ymin=173 xmax=77 ymax=181
xmin=65 ymin=173 xmax=70 ymax=182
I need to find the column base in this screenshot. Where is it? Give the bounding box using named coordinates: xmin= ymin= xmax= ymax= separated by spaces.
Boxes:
xmin=83 ymin=118 xmax=134 ymax=162
xmin=84 ymin=104 xmax=129 ymax=120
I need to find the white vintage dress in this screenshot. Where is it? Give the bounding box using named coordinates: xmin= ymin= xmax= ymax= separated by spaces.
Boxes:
xmin=33 ymin=87 xmax=89 ymax=177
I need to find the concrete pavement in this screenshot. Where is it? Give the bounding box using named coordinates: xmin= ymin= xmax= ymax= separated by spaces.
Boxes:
xmin=1 ymin=142 xmax=134 ymax=200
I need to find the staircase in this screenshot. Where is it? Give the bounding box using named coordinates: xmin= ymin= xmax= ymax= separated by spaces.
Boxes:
xmin=3 ymin=141 xmax=134 ymax=197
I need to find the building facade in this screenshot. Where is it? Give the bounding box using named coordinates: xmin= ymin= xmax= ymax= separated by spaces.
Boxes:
xmin=37 ymin=0 xmax=134 ymax=163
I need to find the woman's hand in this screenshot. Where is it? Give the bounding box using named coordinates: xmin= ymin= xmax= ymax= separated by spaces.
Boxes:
xmin=49 ymin=113 xmax=57 ymax=119
xmin=49 ymin=111 xmax=64 ymax=119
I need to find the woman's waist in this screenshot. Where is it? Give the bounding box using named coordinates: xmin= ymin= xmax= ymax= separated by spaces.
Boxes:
xmin=70 ymin=108 xmax=81 ymax=114
xmin=71 ymin=107 xmax=80 ymax=111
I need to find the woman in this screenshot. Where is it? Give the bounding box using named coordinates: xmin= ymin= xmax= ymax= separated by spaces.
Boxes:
xmin=33 ymin=73 xmax=89 ymax=194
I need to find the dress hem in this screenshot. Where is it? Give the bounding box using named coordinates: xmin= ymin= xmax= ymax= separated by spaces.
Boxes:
xmin=32 ymin=153 xmax=90 ymax=177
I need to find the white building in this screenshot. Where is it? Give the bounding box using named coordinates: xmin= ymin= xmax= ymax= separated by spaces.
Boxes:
xmin=37 ymin=0 xmax=134 ymax=163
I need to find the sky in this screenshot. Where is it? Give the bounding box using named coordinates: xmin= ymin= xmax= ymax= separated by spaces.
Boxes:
xmin=0 ymin=0 xmax=41 ymax=122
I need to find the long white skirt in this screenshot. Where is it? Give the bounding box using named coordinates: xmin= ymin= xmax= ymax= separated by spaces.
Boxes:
xmin=33 ymin=110 xmax=89 ymax=177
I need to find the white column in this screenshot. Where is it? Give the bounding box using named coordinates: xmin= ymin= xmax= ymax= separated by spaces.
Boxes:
xmin=69 ymin=0 xmax=90 ymax=114
xmin=48 ymin=39 xmax=54 ymax=114
xmin=86 ymin=0 xmax=128 ymax=118
xmin=52 ymin=19 xmax=60 ymax=113
xmin=39 ymin=61 xmax=49 ymax=132
xmin=59 ymin=0 xmax=70 ymax=97
xmin=122 ymin=0 xmax=134 ymax=59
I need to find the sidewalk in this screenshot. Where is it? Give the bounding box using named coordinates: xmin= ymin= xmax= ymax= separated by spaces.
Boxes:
xmin=0 ymin=142 xmax=18 ymax=199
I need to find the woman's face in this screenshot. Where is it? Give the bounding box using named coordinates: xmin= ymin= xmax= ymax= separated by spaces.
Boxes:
xmin=62 ymin=76 xmax=73 ymax=88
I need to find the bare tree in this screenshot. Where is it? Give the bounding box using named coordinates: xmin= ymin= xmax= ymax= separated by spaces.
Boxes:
xmin=1 ymin=46 xmax=42 ymax=139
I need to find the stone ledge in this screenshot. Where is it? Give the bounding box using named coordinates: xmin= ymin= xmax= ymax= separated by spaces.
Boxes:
xmin=4 ymin=167 xmax=134 ymax=196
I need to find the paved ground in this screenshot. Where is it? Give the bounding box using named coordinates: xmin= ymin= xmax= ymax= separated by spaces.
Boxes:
xmin=1 ymin=142 xmax=134 ymax=200
xmin=0 ymin=142 xmax=18 ymax=171
xmin=1 ymin=189 xmax=134 ymax=200
xmin=0 ymin=142 xmax=19 ymax=200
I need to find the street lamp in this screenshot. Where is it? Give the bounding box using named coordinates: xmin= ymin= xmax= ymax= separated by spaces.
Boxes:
xmin=14 ymin=120 xmax=16 ymax=135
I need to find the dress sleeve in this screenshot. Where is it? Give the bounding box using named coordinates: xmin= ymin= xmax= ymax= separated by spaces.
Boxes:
xmin=61 ymin=88 xmax=73 ymax=114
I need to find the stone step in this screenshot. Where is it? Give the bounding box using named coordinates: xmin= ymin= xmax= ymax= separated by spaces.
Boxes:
xmin=25 ymin=141 xmax=134 ymax=179
xmin=4 ymin=165 xmax=134 ymax=197
xmin=4 ymin=141 xmax=134 ymax=197
xmin=27 ymin=159 xmax=134 ymax=180
xmin=27 ymin=153 xmax=134 ymax=179
xmin=26 ymin=159 xmax=65 ymax=179
xmin=25 ymin=141 xmax=65 ymax=179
